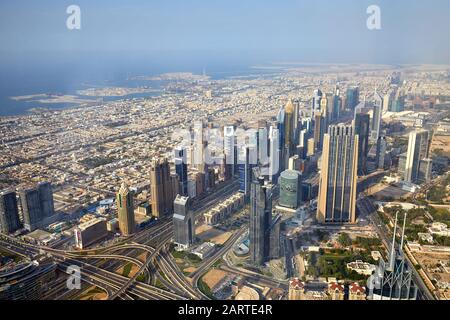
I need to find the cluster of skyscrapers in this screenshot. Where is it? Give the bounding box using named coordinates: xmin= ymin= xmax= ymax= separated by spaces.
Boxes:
xmin=0 ymin=182 xmax=56 ymax=234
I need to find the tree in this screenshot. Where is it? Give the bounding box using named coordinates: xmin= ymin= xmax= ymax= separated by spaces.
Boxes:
xmin=338 ymin=233 xmax=352 ymax=247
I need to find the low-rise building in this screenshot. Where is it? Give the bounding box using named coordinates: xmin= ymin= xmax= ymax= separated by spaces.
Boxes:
xmin=346 ymin=260 xmax=377 ymax=276
xmin=328 ymin=282 xmax=345 ymax=300
xmin=349 ymin=282 xmax=367 ymax=300
xmin=191 ymin=242 xmax=215 ymax=260
xmin=74 ymin=218 xmax=108 ymax=249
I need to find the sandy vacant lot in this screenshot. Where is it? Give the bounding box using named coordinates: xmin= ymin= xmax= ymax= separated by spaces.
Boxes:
xmin=203 ymin=269 xmax=229 ymax=290
xmin=431 ymin=135 xmax=450 ymax=157
xmin=210 ymin=231 xmax=232 ymax=245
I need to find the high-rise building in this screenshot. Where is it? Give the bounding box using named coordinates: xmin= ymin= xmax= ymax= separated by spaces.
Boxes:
xmin=192 ymin=121 xmax=206 ymax=171
xmin=353 ymin=113 xmax=370 ymax=176
xmin=418 ymin=158 xmax=433 ymax=184
xmin=37 ymin=182 xmax=55 ymax=219
xmin=369 ymin=212 xmax=418 ymax=300
xmin=150 ymin=158 xmax=176 ymax=218
xmin=268 ymin=126 xmax=280 ymax=183
xmin=346 ymin=86 xmax=360 ymax=110
xmin=372 ymin=90 xmax=383 ymax=140
xmin=269 ymin=213 xmax=283 ymax=260
xmin=279 ymin=170 xmax=302 ymax=209
xmin=404 ymin=130 xmax=430 ymax=183
xmin=238 ymin=145 xmax=256 ymax=199
xmin=320 ymin=93 xmax=334 ymax=121
xmin=0 ymin=190 xmax=22 ymax=234
xmin=258 ymin=123 xmax=269 ymax=166
xmin=249 ymin=172 xmax=273 ymax=266
xmin=277 ymin=108 xmax=286 ymax=172
xmin=313 ymin=112 xmax=326 ymax=151
xmin=332 ymin=92 xmax=342 ymax=122
xmin=317 ymin=125 xmax=359 ymax=224
xmin=284 ymin=100 xmax=295 ymax=162
xmin=376 ymin=136 xmax=387 ymax=170
xmin=383 ymin=91 xmax=394 ymax=113
xmin=312 ymin=89 xmax=323 ymax=118
xmin=392 ymin=91 xmax=405 ymax=112
xmin=173 ymin=195 xmax=195 ymax=249
xmin=174 ymin=146 xmax=188 ymax=196
xmin=307 ymin=137 xmax=315 ymax=157
xmin=116 ymin=183 xmax=135 ymax=236
xmin=224 ymin=125 xmax=236 ymax=176
xmin=19 ymin=182 xmax=55 ymax=231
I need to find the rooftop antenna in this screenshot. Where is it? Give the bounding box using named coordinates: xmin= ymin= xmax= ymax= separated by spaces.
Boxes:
xmin=389 ymin=211 xmax=399 ymax=271
xmin=400 ymin=211 xmax=408 ymax=254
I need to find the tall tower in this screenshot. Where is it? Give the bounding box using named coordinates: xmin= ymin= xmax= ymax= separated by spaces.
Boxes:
xmin=150 ymin=158 xmax=175 ymax=218
xmin=353 ymin=113 xmax=370 ymax=176
xmin=376 ymin=136 xmax=387 ymax=170
xmin=173 ymin=195 xmax=195 ymax=249
xmin=346 ymin=86 xmax=360 ymax=110
xmin=116 ymin=183 xmax=135 ymax=236
xmin=0 ymin=190 xmax=22 ymax=234
xmin=19 ymin=182 xmax=55 ymax=231
xmin=268 ymin=126 xmax=280 ymax=183
xmin=174 ymin=146 xmax=188 ymax=196
xmin=284 ymin=100 xmax=295 ymax=162
xmin=311 ymin=89 xmax=323 ymax=118
xmin=224 ymin=125 xmax=236 ymax=176
xmin=404 ymin=130 xmax=430 ymax=183
xmin=238 ymin=145 xmax=255 ymax=199
xmin=317 ymin=125 xmax=359 ymax=224
xmin=249 ymin=172 xmax=273 ymax=266
xmin=372 ymin=89 xmax=383 ymax=140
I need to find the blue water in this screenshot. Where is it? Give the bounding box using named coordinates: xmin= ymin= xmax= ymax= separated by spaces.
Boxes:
xmin=0 ymin=51 xmax=278 ymax=116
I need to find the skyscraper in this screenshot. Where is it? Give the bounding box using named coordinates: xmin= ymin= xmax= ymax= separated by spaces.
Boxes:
xmin=376 ymin=136 xmax=387 ymax=170
xmin=311 ymin=89 xmax=322 ymax=118
xmin=268 ymin=126 xmax=280 ymax=183
xmin=284 ymin=100 xmax=295 ymax=162
xmin=19 ymin=182 xmax=55 ymax=231
xmin=249 ymin=172 xmax=273 ymax=266
xmin=0 ymin=190 xmax=22 ymax=234
xmin=332 ymin=87 xmax=342 ymax=121
xmin=313 ymin=112 xmax=326 ymax=151
xmin=224 ymin=125 xmax=236 ymax=176
xmin=346 ymin=86 xmax=360 ymax=110
xmin=174 ymin=146 xmax=188 ymax=196
xmin=383 ymin=91 xmax=394 ymax=113
xmin=317 ymin=125 xmax=359 ymax=224
xmin=116 ymin=182 xmax=135 ymax=236
xmin=277 ymin=107 xmax=286 ymax=172
xmin=150 ymin=158 xmax=176 ymax=218
xmin=238 ymin=145 xmax=255 ymax=199
xmin=173 ymin=195 xmax=195 ymax=249
xmin=404 ymin=130 xmax=431 ymax=183
xmin=392 ymin=90 xmax=405 ymax=112
xmin=353 ymin=113 xmax=370 ymax=176
xmin=372 ymin=89 xmax=383 ymax=140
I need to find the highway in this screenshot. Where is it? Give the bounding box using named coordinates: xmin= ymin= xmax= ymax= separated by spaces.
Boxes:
xmin=190 ymin=226 xmax=247 ymax=293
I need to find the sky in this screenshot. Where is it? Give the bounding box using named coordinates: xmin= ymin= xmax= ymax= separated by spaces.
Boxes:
xmin=1 ymin=0 xmax=450 ymax=65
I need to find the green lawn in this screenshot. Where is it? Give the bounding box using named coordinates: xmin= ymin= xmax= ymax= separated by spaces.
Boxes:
xmin=122 ymin=263 xmax=133 ymax=277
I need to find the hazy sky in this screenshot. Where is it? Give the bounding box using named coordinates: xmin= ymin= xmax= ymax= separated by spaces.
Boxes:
xmin=1 ymin=0 xmax=450 ymax=64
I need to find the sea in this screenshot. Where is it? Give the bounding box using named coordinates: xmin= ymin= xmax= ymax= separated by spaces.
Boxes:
xmin=0 ymin=52 xmax=281 ymax=117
